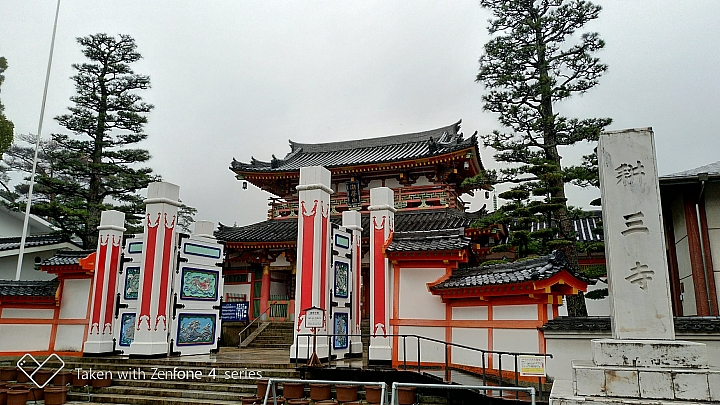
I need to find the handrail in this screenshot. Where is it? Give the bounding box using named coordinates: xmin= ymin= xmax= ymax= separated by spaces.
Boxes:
xmin=294 ymin=332 xmax=552 ymax=401
xmin=238 ymin=300 xmax=279 ymax=341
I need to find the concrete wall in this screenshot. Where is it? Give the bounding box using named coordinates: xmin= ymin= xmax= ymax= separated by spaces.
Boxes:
xmin=545 ymin=331 xmax=720 ymax=381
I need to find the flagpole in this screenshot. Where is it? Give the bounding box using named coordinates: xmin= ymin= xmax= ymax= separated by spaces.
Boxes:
xmin=15 ymin=0 xmax=62 ymax=281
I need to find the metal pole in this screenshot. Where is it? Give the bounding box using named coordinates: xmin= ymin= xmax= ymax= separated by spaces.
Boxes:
xmin=416 ymin=336 xmax=421 ymax=373
xmin=402 ymin=336 xmax=407 ymax=370
xmin=15 ymin=0 xmax=62 ymax=281
xmin=514 ymin=355 xmax=519 ymax=400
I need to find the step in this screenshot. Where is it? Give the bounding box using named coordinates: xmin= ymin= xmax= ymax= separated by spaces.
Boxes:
xmin=67 ymin=391 xmax=256 ymax=405
xmin=83 ymin=385 xmax=254 ymax=401
xmin=113 ymin=379 xmax=257 ymax=393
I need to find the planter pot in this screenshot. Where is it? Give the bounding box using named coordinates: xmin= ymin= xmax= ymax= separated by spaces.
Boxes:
xmin=397 ymin=387 xmax=416 ymax=405
xmin=27 ymin=386 xmax=43 ymax=401
xmin=282 ymin=382 xmax=305 ymax=400
xmin=91 ymin=377 xmax=111 ymax=388
xmin=257 ymin=379 xmax=269 ymax=397
xmin=364 ymin=385 xmax=383 ymax=404
xmin=286 ymin=400 xmax=310 ymax=405
xmin=0 ymin=369 xmax=16 ymax=382
xmin=0 ymin=388 xmax=7 ymax=405
xmin=335 ymin=385 xmax=358 ymax=402
xmin=72 ymin=374 xmax=88 ymax=387
xmin=33 ymin=370 xmax=54 ymax=387
xmin=6 ymin=389 xmax=28 ymax=405
xmin=240 ymin=396 xmax=261 ymax=405
xmin=53 ymin=371 xmax=72 ymax=386
xmin=44 ymin=387 xmax=68 ymax=405
xmin=13 ymin=371 xmax=29 ymax=384
xmin=309 ymin=383 xmax=331 ymax=401
xmin=262 ymin=397 xmax=285 ymax=405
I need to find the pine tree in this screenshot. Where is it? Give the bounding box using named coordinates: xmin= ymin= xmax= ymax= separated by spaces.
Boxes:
xmin=28 ymin=34 xmax=158 ymax=246
xmin=476 ymin=0 xmax=612 ymax=316
xmin=0 ymin=56 xmax=15 ymax=190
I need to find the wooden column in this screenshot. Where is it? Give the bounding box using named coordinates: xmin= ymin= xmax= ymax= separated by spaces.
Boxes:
xmin=260 ymin=264 xmax=271 ymax=319
xmin=683 ymin=191 xmax=711 ymax=316
xmin=698 ymin=198 xmax=719 ymax=315
xmin=662 ymin=197 xmax=683 ymax=316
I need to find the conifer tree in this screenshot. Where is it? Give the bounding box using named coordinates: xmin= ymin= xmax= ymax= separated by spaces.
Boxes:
xmin=475 ymin=0 xmax=612 ymax=315
xmin=26 ymin=34 xmax=158 ymax=246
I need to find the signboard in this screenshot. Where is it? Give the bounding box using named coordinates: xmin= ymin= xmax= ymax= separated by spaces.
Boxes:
xmin=304 ymin=307 xmax=325 ymax=328
xmin=221 ymin=302 xmax=248 ymax=322
xmin=519 ymin=356 xmax=546 ymax=377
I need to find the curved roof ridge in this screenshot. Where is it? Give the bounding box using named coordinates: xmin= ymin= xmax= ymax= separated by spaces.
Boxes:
xmin=287 ymin=120 xmax=462 ymax=155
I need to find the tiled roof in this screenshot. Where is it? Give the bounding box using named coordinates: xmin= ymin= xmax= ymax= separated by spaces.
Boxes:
xmin=0 ymin=279 xmax=60 ymax=298
xmin=660 ymin=161 xmax=720 ymax=184
xmin=430 ymin=250 xmax=591 ymax=290
xmin=542 ymin=316 xmax=720 ymax=334
xmin=502 ymin=213 xmax=603 ymax=243
xmin=40 ymin=249 xmax=95 ymax=266
xmin=231 ymin=121 xmax=478 ymax=173
xmin=217 ymin=208 xmax=485 ymax=243
xmin=0 ymin=234 xmax=71 ymax=252
xmin=386 ymin=228 xmax=471 ymax=252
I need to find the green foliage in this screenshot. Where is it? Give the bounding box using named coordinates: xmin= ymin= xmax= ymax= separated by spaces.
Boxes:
xmin=10 ymin=34 xmax=159 ymax=247
xmin=475 ymin=0 xmax=612 ymax=316
xmin=0 ymin=56 xmax=14 ymax=167
xmin=585 ymin=288 xmax=608 ymax=300
xmin=480 ymin=259 xmax=510 ymax=267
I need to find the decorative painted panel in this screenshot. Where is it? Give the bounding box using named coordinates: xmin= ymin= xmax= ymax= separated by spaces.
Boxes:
xmin=334 ymin=261 xmax=349 ymax=298
xmin=180 ymin=268 xmax=219 ymax=301
xmin=124 ymin=267 xmax=140 ymax=300
xmin=119 ymin=313 xmax=136 ymax=346
xmin=333 ymin=312 xmax=349 ymax=349
xmin=177 ymin=313 xmax=216 ymax=346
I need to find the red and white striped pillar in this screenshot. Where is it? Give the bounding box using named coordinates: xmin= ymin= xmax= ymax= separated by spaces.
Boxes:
xmin=83 ymin=210 xmax=125 ymax=355
xmin=342 ymin=210 xmax=363 ymax=355
xmin=128 ymin=182 xmax=181 ymax=357
xmin=290 ymin=166 xmax=332 ymax=360
xmin=369 ymin=187 xmax=395 ymax=363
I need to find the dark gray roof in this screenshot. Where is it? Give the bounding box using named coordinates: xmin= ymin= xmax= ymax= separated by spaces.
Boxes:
xmin=0 ymin=234 xmax=72 ymax=252
xmin=660 ymin=161 xmax=720 ymax=184
xmin=386 ymin=228 xmax=471 ymax=252
xmin=0 ymin=279 xmax=60 ymax=298
xmin=430 ymin=250 xmax=591 ymax=290
xmin=40 ymin=249 xmax=95 ymax=266
xmin=217 ymin=208 xmax=485 ymax=243
xmin=542 ymin=316 xmax=720 ymax=334
xmin=231 ymin=121 xmax=478 ymax=173
xmin=507 ymin=212 xmax=603 ymax=243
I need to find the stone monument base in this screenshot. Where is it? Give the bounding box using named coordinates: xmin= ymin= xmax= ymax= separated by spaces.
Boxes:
xmin=550 ymin=339 xmax=720 ymax=403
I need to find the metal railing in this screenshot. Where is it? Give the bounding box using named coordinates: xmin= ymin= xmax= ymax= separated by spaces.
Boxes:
xmin=238 ymin=300 xmax=282 ymax=340
xmin=294 ymin=333 xmax=551 ymax=401
xmin=390 ymin=382 xmax=535 ymax=405
xmin=262 ymin=378 xmax=387 ymax=405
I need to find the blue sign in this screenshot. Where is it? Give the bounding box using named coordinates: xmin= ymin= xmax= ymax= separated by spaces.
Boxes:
xmin=221 ymin=302 xmax=249 ymax=321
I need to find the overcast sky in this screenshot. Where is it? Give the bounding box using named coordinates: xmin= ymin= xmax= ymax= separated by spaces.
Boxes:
xmin=1 ymin=1 xmax=719 ymax=229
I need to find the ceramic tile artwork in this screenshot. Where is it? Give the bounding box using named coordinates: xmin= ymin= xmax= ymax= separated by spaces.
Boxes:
xmin=124 ymin=267 xmax=140 ymax=300
xmin=334 ymin=261 xmax=349 ymax=298
xmin=177 ymin=314 xmax=216 ymax=345
xmin=180 ymin=268 xmax=218 ymax=300
xmin=119 ymin=313 xmax=136 ymax=346
xmin=334 ymin=312 xmax=349 ymax=349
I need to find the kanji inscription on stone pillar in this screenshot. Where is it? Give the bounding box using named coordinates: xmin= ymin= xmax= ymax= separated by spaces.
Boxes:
xmin=598 ymin=128 xmax=675 ymax=340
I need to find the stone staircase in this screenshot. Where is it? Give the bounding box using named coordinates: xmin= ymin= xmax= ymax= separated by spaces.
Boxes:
xmin=247 ymin=321 xmax=295 ymax=349
xmin=59 ymin=356 xmax=299 ymax=405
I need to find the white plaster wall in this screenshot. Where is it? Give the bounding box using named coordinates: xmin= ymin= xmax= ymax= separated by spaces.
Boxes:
xmin=398 ymin=268 xmax=446 ymax=320
xmin=452 ymin=327 xmax=488 ymax=367
xmin=224 ymin=284 xmax=251 ymax=300
xmin=0 ymin=252 xmax=57 ymax=281
xmin=493 ymin=329 xmax=539 ymax=371
xmin=0 ymin=324 xmax=52 ymax=351
xmin=59 ymin=279 xmax=91 ymax=319
xmin=704 ymin=183 xmax=720 ymax=316
xmin=452 ymin=306 xmax=488 ymax=320
xmin=672 ymin=195 xmax=688 ymax=242
xmin=585 ymin=282 xmax=611 ymax=316
xmin=54 ymin=324 xmax=85 ymax=351
xmin=384 ymin=178 xmax=400 ymax=188
xmin=271 ymin=254 xmax=290 ymax=267
xmin=0 ymin=212 xmax=22 ymax=236
xmin=493 ymin=304 xmax=537 ymax=320
xmin=1 ymin=308 xmax=54 ymax=319
xmin=413 ymin=177 xmax=431 ymax=187
xmin=397 ymin=325 xmax=446 ymax=363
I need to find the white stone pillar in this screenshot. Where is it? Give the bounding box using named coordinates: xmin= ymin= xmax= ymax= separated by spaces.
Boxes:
xmin=128 ymin=182 xmax=181 ymax=357
xmin=290 ymin=166 xmax=332 ymax=360
xmin=194 ymin=220 xmax=215 ymax=239
xmin=598 ymin=128 xmax=675 ymax=340
xmin=84 ymin=210 xmax=125 ymax=355
xmin=342 ymin=210 xmax=363 ymax=355
xmin=369 ymin=187 xmax=395 ymax=363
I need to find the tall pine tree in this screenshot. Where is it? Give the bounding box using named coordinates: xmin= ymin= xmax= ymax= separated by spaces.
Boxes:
xmin=29 ymin=34 xmax=158 ymax=246
xmin=0 ymin=56 xmax=14 ymax=160
xmin=475 ymin=0 xmax=612 ymax=315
